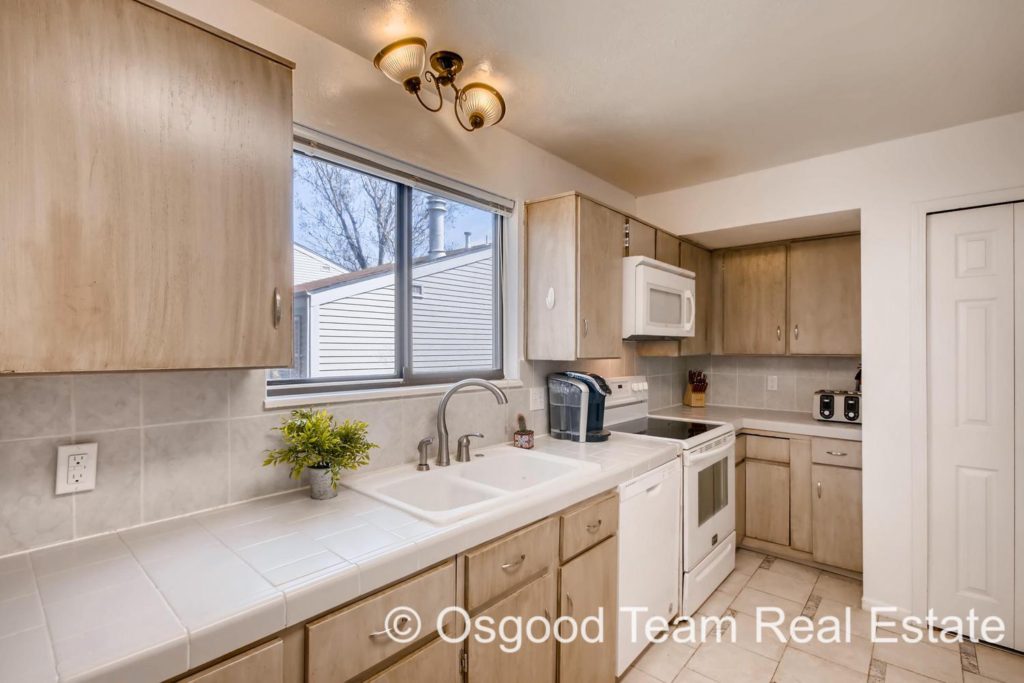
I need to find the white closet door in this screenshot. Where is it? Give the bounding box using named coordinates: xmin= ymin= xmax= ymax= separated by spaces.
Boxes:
xmin=928 ymin=203 xmax=1015 ymax=643
xmin=1016 ymin=203 xmax=1024 ymax=651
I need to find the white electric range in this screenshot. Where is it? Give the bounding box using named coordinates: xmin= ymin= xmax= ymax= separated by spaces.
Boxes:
xmin=604 ymin=376 xmax=737 ymax=617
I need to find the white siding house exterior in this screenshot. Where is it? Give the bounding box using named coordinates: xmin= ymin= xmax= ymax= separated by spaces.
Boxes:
xmin=293 ymin=244 xmax=346 ymax=285
xmin=296 ymin=245 xmax=495 ymax=378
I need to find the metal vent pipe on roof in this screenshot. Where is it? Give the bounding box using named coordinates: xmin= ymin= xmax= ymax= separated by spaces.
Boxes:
xmin=427 ymin=197 xmax=447 ymax=259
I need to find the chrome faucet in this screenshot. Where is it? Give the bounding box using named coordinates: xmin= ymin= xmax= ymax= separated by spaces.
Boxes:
xmin=436 ymin=379 xmax=508 ymax=467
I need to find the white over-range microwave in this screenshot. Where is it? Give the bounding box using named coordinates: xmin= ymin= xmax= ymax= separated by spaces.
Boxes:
xmin=622 ymin=255 xmax=696 ymax=339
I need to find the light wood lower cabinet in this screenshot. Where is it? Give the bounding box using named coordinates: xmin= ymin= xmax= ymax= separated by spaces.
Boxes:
xmin=306 ymin=560 xmax=456 ymax=683
xmin=557 ymin=537 xmax=617 ymax=683
xmin=788 ymin=440 xmax=813 ymax=553
xmin=467 ymin=572 xmax=558 ymax=683
xmin=745 ymin=459 xmax=790 ymax=546
xmin=464 ymin=518 xmax=559 ymax=612
xmin=180 ymin=640 xmax=283 ymax=683
xmin=366 ymin=635 xmax=460 ymax=683
xmin=735 ymin=460 xmax=747 ymax=542
xmin=812 ymin=465 xmax=863 ymax=572
xmin=559 ymin=492 xmax=618 ymax=562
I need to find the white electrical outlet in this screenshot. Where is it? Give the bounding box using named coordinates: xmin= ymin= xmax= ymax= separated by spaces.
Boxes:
xmin=56 ymin=443 xmax=98 ymax=495
xmin=767 ymin=375 xmax=778 ymax=391
xmin=529 ymin=387 xmax=546 ymax=411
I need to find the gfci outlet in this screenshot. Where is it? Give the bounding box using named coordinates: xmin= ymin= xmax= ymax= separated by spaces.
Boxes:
xmin=55 ymin=443 xmax=98 ymax=495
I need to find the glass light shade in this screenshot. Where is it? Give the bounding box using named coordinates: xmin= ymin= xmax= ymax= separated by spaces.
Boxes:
xmin=459 ymin=83 xmax=506 ymax=129
xmin=373 ymin=38 xmax=426 ymax=86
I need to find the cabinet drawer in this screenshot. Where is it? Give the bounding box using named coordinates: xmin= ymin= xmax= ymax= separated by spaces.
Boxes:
xmin=560 ymin=492 xmax=619 ymax=562
xmin=811 ymin=438 xmax=862 ymax=468
xmin=307 ymin=560 xmax=455 ymax=683
xmin=182 ymin=639 xmax=283 ymax=683
xmin=365 ymin=636 xmax=460 ymax=683
xmin=746 ymin=435 xmax=790 ymax=463
xmin=465 ymin=518 xmax=558 ymax=612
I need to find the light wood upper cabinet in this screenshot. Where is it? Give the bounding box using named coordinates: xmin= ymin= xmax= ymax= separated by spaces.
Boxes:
xmin=788 ymin=235 xmax=861 ymax=355
xmin=526 ymin=195 xmax=624 ymax=360
xmin=558 ymin=538 xmax=617 ymax=683
xmin=627 ymin=219 xmax=657 ymax=259
xmin=679 ymin=242 xmax=712 ymax=355
xmin=812 ymin=464 xmax=863 ymax=572
xmin=655 ymin=231 xmax=682 ymax=267
xmin=0 ymin=0 xmax=293 ymax=374
xmin=721 ymin=245 xmax=788 ymax=355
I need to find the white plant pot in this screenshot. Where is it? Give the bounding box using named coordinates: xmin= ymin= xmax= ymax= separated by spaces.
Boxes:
xmin=309 ymin=467 xmax=337 ymax=500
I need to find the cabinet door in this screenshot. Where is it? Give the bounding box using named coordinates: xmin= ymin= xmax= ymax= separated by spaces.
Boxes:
xmin=468 ymin=572 xmax=556 ymax=683
xmin=367 ymin=637 xmax=459 ymax=683
xmin=812 ymin=465 xmax=863 ymax=572
xmin=1 ymin=0 xmax=292 ymax=373
xmin=679 ymin=242 xmax=711 ymax=355
xmin=628 ymin=219 xmax=657 ymax=258
xmin=182 ymin=639 xmax=283 ymax=683
xmin=722 ymin=245 xmax=788 ymax=355
xmin=788 ymin=235 xmax=861 ymax=355
xmin=577 ymin=198 xmax=624 ymax=359
xmin=745 ymin=460 xmax=790 ymax=546
xmin=558 ymin=538 xmax=617 ymax=683
xmin=526 ymin=195 xmax=578 ymax=361
xmin=788 ymin=440 xmax=813 ymax=553
xmin=655 ymin=231 xmax=682 ymax=267
xmin=735 ymin=461 xmax=746 ymax=542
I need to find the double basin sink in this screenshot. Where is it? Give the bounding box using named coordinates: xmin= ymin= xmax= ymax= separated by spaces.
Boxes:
xmin=344 ymin=446 xmax=601 ymax=524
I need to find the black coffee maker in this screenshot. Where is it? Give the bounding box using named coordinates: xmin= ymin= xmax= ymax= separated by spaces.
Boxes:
xmin=547 ymin=372 xmax=611 ymax=442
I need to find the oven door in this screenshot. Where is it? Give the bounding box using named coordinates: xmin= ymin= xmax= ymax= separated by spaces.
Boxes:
xmin=682 ymin=437 xmax=735 ymax=572
xmin=636 ymin=264 xmax=695 ymax=338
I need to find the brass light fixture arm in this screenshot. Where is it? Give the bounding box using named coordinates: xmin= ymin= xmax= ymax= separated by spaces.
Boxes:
xmin=452 ymin=87 xmax=478 ymax=132
xmin=413 ymin=71 xmax=444 ymax=112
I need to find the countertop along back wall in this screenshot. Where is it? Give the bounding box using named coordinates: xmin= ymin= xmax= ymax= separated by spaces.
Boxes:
xmin=636 ymin=108 xmax=1024 ymax=621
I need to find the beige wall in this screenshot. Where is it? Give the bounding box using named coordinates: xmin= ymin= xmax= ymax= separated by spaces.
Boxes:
xmin=637 ymin=108 xmax=1024 ymax=619
xmin=0 ymin=0 xmax=667 ymax=557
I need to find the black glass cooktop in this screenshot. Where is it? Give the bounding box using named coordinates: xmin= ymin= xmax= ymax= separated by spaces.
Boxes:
xmin=619 ymin=417 xmax=718 ymax=440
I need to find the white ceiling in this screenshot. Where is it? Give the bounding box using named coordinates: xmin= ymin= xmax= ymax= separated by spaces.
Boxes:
xmin=253 ymin=0 xmax=1024 ymax=195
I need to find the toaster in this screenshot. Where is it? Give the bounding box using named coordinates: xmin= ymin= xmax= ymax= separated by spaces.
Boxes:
xmin=813 ymin=390 xmax=862 ymax=423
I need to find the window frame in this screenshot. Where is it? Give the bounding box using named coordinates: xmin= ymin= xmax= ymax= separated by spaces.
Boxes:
xmin=269 ymin=132 xmax=509 ymax=398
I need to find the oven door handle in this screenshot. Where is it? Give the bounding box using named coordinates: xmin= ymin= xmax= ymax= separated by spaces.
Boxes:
xmin=686 ymin=439 xmax=734 ymax=468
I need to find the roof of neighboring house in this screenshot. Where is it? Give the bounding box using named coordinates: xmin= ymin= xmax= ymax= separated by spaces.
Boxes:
xmin=294 ymin=243 xmax=492 ymax=294
xmin=293 ymin=243 xmax=347 ymax=286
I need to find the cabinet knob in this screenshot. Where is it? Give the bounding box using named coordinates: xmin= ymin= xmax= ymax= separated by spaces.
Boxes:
xmin=817 ymin=481 xmax=822 ymax=499
xmin=273 ymin=288 xmax=282 ymax=328
xmin=776 ymin=325 xmax=782 ymax=341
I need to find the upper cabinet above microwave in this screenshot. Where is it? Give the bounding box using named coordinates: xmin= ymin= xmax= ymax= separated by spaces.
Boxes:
xmin=526 ymin=194 xmax=625 ymax=360
xmin=0 ymin=0 xmax=294 ymax=374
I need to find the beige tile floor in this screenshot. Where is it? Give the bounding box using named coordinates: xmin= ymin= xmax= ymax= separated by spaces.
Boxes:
xmin=621 ymin=550 xmax=1024 ymax=683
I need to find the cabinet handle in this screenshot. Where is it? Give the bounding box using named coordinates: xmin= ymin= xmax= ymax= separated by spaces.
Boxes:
xmin=368 ymin=614 xmax=411 ymax=640
xmin=794 ymin=324 xmax=800 ymax=340
xmin=583 ymin=319 xmax=590 ymax=336
xmin=817 ymin=482 xmax=822 ymax=499
xmin=272 ymin=288 xmax=282 ymax=328
xmin=501 ymin=554 xmax=526 ymax=571
xmin=565 ymin=593 xmax=574 ymax=617
xmin=586 ymin=519 xmax=603 ymax=533
xmin=825 ymin=450 xmax=847 ymax=457
xmin=776 ymin=326 xmax=782 ymax=341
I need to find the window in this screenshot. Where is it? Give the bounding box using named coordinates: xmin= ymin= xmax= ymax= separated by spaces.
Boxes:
xmin=269 ymin=140 xmax=506 ymax=396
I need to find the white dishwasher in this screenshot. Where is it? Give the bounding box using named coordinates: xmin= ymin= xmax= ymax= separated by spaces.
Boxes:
xmin=616 ymin=458 xmax=682 ymax=675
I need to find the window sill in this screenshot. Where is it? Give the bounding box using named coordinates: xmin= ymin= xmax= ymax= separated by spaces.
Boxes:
xmin=263 ymin=378 xmax=525 ymax=411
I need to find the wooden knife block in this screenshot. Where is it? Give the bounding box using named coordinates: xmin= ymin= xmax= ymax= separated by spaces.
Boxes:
xmin=683 ymin=383 xmax=706 ymax=407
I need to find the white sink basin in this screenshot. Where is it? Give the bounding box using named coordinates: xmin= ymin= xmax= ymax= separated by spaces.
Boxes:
xmin=455 ymin=449 xmax=591 ymax=491
xmin=344 ymin=447 xmax=602 ymax=524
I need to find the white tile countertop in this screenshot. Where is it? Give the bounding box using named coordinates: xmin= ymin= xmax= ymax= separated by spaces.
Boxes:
xmin=0 ymin=433 xmax=679 ymax=683
xmin=651 ymin=404 xmax=863 ymax=441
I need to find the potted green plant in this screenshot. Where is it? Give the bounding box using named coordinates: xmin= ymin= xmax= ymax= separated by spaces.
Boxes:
xmin=263 ymin=408 xmax=377 ymax=500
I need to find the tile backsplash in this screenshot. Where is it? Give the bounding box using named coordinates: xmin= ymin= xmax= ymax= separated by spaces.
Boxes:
xmin=691 ymin=355 xmax=861 ymax=412
xmin=0 ymin=344 xmax=685 ymax=556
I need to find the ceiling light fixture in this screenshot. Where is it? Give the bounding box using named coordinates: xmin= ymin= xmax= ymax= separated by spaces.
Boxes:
xmin=373 ymin=38 xmax=506 ymax=132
